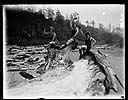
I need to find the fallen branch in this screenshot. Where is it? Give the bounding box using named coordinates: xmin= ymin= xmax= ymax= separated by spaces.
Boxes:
xmin=7 ymin=68 xmax=35 ymax=72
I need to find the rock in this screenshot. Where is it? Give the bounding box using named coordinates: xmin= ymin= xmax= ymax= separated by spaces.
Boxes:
xmin=6 ymin=62 xmax=17 ymax=67
xmin=6 ymin=59 xmax=15 ymax=63
xmin=14 ymin=53 xmax=31 ymax=60
xmin=34 ymin=57 xmax=39 ymax=61
xmin=27 ymin=58 xmax=34 ymax=62
xmin=38 ymin=58 xmax=45 ymax=63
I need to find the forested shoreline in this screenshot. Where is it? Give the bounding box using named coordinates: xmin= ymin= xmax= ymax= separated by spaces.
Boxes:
xmin=6 ymin=7 xmax=124 ymax=48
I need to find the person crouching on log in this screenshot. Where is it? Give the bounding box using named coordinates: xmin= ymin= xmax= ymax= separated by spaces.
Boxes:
xmin=78 ymin=31 xmax=96 ymax=59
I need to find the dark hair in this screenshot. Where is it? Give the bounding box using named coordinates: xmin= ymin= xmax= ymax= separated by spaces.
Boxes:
xmin=73 ymin=18 xmax=77 ymax=20
xmin=44 ymin=26 xmax=55 ymax=32
xmin=44 ymin=27 xmax=50 ymax=32
xmin=85 ymin=31 xmax=91 ymax=36
xmin=78 ymin=25 xmax=81 ymax=29
xmin=50 ymin=27 xmax=55 ymax=31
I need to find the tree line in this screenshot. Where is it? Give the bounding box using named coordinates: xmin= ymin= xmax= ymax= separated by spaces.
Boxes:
xmin=6 ymin=7 xmax=124 ymax=48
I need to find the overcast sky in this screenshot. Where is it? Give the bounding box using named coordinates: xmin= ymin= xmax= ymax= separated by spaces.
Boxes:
xmin=42 ymin=4 xmax=124 ymax=28
xmin=5 ymin=4 xmax=125 ymax=28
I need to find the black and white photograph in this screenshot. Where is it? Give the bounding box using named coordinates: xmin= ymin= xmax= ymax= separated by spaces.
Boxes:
xmin=3 ymin=4 xmax=125 ymax=99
